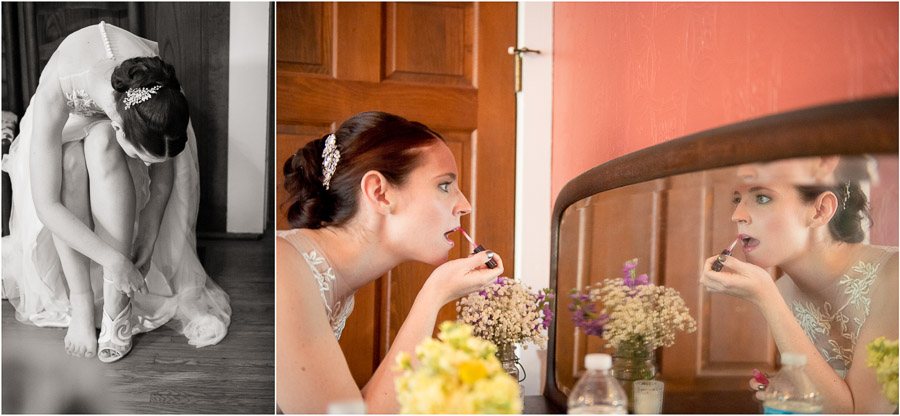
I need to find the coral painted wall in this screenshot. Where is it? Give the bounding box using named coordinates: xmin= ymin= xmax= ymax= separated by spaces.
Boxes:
xmin=551 ymin=2 xmax=898 ymax=243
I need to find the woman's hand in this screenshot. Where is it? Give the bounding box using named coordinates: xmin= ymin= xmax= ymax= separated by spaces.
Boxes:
xmin=104 ymin=255 xmax=147 ymax=297
xmin=699 ymin=255 xmax=779 ymax=307
xmin=424 ymin=251 xmax=505 ymax=305
xmin=749 ymin=377 xmax=767 ymax=401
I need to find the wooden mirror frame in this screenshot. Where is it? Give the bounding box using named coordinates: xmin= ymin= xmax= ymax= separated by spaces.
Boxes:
xmin=543 ymin=96 xmax=899 ymax=410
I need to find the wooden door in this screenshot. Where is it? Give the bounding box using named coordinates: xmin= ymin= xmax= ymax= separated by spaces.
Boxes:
xmin=141 ymin=3 xmax=231 ymax=234
xmin=276 ymin=2 xmax=516 ymax=387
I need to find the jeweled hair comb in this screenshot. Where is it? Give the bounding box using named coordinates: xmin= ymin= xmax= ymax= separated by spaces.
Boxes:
xmin=123 ymin=85 xmax=163 ymax=110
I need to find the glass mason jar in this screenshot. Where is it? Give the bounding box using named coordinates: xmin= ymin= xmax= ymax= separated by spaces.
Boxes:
xmin=496 ymin=343 xmax=523 ymax=383
xmin=611 ymin=341 xmax=657 ymax=412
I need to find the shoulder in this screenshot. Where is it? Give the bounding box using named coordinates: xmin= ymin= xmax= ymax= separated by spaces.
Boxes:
xmin=870 ymin=246 xmax=898 ymax=305
xmin=276 ymin=236 xmax=326 ymax=321
xmin=276 ymin=235 xmax=313 ymax=279
xmin=774 ymin=272 xmax=798 ymax=299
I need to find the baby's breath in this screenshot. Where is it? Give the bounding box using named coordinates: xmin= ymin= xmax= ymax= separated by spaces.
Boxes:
xmin=570 ymin=259 xmax=697 ymax=350
xmin=457 ymin=277 xmax=554 ymax=349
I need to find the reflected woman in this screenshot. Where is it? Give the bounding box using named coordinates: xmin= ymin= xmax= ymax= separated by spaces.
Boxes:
xmin=700 ymin=157 xmax=898 ymax=413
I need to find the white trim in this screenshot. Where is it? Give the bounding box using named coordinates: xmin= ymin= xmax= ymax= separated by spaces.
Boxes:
xmin=514 ymin=1 xmax=553 ymax=396
xmin=227 ymin=2 xmax=270 ymax=234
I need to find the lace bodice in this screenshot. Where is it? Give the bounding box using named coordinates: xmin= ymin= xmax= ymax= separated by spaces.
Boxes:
xmin=48 ymin=21 xmax=158 ymax=123
xmin=787 ymin=245 xmax=897 ymax=378
xmin=278 ymin=229 xmax=355 ymax=340
xmin=58 ymin=22 xmax=114 ymax=117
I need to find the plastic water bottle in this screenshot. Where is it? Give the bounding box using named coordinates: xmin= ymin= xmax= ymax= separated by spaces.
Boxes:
xmin=568 ymin=353 xmax=628 ymax=414
xmin=763 ymin=353 xmax=823 ymax=414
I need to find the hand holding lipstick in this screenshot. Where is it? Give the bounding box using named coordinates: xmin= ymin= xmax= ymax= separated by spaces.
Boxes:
xmin=750 ymin=369 xmax=770 ymax=400
xmin=455 ymin=227 xmax=498 ymax=269
xmin=700 ymin=254 xmax=781 ymax=308
xmin=424 ymin=250 xmax=505 ymax=304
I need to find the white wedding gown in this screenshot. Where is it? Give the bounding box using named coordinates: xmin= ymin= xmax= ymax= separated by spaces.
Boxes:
xmin=1 ymin=22 xmax=231 ymax=347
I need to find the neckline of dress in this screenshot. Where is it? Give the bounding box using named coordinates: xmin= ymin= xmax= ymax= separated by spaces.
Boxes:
xmin=290 ymin=228 xmax=355 ymax=300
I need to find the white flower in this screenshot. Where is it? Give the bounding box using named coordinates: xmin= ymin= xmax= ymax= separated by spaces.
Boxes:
xmin=184 ymin=315 xmax=228 ymax=348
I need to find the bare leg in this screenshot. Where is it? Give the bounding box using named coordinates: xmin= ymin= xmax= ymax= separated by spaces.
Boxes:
xmin=53 ymin=141 xmax=97 ymax=358
xmin=82 ymin=124 xmax=135 ymax=361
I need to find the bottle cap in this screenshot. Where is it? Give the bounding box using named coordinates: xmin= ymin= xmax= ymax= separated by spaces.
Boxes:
xmin=584 ymin=353 xmax=612 ymax=370
xmin=780 ymin=352 xmax=807 ymax=366
xmin=326 ymin=399 xmax=366 ymax=414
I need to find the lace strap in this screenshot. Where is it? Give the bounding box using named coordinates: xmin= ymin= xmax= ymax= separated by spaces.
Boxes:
xmin=98 ymin=21 xmax=115 ymax=60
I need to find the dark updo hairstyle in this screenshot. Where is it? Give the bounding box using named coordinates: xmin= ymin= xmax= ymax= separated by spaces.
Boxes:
xmin=282 ymin=111 xmax=445 ymax=229
xmin=795 ymin=159 xmax=872 ymax=243
xmin=111 ymin=56 xmax=190 ymax=159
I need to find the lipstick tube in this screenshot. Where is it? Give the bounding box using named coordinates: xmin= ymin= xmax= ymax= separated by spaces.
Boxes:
xmin=456 ymin=227 xmax=498 ymax=269
xmin=472 ymin=244 xmax=498 ymax=269
xmin=711 ymin=238 xmax=740 ymax=272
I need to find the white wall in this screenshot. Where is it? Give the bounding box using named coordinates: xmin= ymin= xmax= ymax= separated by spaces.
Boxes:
xmin=226 ymin=2 xmax=270 ymax=234
xmin=514 ymin=1 xmax=554 ymax=396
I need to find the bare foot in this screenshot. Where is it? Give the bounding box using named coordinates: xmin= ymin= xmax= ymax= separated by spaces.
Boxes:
xmin=65 ymin=292 xmax=97 ymax=358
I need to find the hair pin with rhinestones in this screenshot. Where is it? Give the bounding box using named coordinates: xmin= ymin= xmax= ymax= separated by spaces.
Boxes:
xmin=321 ymin=133 xmax=341 ymax=190
xmin=123 ymin=85 xmax=163 ymax=110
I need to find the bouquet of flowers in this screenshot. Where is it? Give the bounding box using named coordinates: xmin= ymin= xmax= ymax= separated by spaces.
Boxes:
xmin=456 ymin=276 xmax=554 ymax=350
xmin=866 ymin=336 xmax=898 ymax=405
xmin=569 ymin=259 xmax=697 ymax=350
xmin=394 ymin=321 xmax=522 ymax=414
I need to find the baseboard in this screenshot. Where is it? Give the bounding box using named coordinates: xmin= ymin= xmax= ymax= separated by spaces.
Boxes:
xmin=197 ymin=231 xmax=266 ymax=241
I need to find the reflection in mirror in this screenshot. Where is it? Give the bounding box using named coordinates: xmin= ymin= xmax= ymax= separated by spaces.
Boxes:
xmin=554 ymin=154 xmax=898 ymax=408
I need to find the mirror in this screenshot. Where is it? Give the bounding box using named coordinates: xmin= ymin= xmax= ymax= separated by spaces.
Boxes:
xmin=543 ymin=97 xmax=898 ymax=410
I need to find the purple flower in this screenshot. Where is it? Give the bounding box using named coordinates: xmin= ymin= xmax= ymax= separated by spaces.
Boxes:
xmin=541 ymin=308 xmax=554 ymax=329
xmin=622 ymin=259 xmax=639 ymax=275
xmin=624 ymin=273 xmax=651 ymax=289
xmin=622 ymin=259 xmax=651 ymax=290
xmin=636 ymin=273 xmax=649 ymax=285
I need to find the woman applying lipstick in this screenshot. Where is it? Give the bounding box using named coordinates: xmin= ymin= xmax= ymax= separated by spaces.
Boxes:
xmin=276 ymin=111 xmax=504 ymax=413
xmin=700 ymin=158 xmax=898 ymax=413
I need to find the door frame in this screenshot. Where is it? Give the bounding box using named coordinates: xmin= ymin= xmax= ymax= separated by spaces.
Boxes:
xmin=514 ymin=1 xmax=553 ymax=396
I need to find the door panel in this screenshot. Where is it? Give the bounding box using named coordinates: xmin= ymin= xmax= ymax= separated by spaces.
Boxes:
xmin=276 ymin=2 xmax=516 ymax=387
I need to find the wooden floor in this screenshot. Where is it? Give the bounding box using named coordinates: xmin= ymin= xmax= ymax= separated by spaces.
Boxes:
xmin=2 ymin=231 xmax=275 ymax=414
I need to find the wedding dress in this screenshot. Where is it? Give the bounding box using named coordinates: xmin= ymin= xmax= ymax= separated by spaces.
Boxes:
xmin=277 ymin=228 xmax=354 ymax=340
xmin=788 ymin=245 xmax=898 ymax=378
xmin=1 ymin=22 xmax=231 ymax=347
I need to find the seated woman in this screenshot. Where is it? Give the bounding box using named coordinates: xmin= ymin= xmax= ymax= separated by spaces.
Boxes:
xmin=701 ymin=156 xmax=898 ymax=413
xmin=2 ymin=22 xmax=231 ymax=362
xmin=276 ymin=111 xmax=504 ymax=413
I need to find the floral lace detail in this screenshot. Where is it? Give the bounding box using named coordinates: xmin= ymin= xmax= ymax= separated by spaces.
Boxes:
xmin=790 ymin=256 xmax=883 ymax=376
xmin=301 ymin=249 xmax=354 ymax=340
xmin=65 ymin=89 xmax=104 ymax=117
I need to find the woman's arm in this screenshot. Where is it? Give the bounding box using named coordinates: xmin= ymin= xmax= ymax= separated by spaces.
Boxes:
xmin=701 ymin=256 xmax=853 ymax=413
xmin=276 ymin=245 xmax=502 ymax=413
xmin=361 ymin=252 xmax=504 ymax=413
xmin=132 ymin=160 xmax=174 ymax=274
xmin=275 ymin=237 xmax=363 ymax=413
xmin=843 ymin=251 xmax=898 ymax=413
xmin=29 ymin=82 xmax=144 ymax=296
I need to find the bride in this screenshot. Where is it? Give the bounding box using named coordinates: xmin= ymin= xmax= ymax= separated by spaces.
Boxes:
xmin=2 ymin=22 xmax=231 ymax=362
xmin=277 ymin=111 xmax=504 ymax=412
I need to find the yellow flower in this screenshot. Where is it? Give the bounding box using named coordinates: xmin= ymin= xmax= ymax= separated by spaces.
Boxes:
xmin=395 ymin=321 xmax=521 ymax=414
xmin=460 ymin=359 xmax=488 ymax=384
xmin=867 ymin=337 xmax=899 ymax=405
